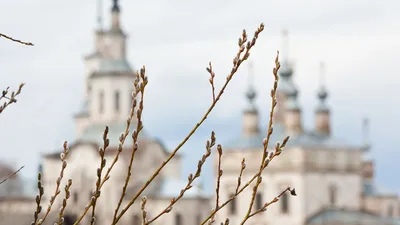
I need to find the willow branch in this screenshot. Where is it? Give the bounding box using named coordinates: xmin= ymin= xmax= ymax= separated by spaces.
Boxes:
xmin=114 ymin=23 xmax=265 ymax=224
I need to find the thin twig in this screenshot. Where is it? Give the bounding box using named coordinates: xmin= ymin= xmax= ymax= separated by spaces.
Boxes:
xmin=0 ymin=83 xmax=25 ymax=114
xmin=239 ymin=51 xmax=281 ymax=225
xmin=207 ymin=62 xmax=216 ymax=102
xmin=248 ymin=187 xmax=296 ymax=218
xmin=31 ymin=173 xmax=44 ymax=225
xmin=200 ymin=136 xmax=289 ymax=225
xmin=73 ymin=69 xmax=144 ymax=225
xmin=0 ymin=32 xmax=34 ymax=46
xmin=141 ymin=197 xmax=148 ymax=225
xmin=114 ymin=23 xmax=265 ymax=224
xmin=235 ymin=158 xmax=246 ymax=195
xmin=57 ymin=179 xmax=72 ymax=225
xmin=0 ymin=165 xmax=24 ymax=185
xmin=200 ymin=52 xmax=290 ymax=225
xmin=38 ymin=142 xmax=69 ymax=225
xmin=90 ymin=127 xmax=110 ymax=225
xmin=146 ymin=132 xmax=216 ymax=225
xmin=112 ymin=67 xmax=148 ymax=224
xmin=208 ymin=144 xmax=223 ymax=225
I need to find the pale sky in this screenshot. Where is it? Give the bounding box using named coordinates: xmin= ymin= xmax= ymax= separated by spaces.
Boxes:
xmin=1 ymin=0 xmax=399 ymax=194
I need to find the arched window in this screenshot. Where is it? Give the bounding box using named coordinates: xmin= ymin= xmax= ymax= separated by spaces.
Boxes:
xmin=256 ymin=193 xmax=263 ymax=210
xmin=280 ymin=192 xmax=289 ymax=214
xmin=329 ymin=185 xmax=337 ymax=206
xmin=115 ymin=90 xmax=120 ymax=112
xmin=73 ymin=191 xmax=78 ymax=203
xmin=64 ymin=214 xmax=77 ymax=225
xmin=229 ymin=193 xmax=237 ymax=215
xmin=175 ymin=213 xmax=182 ymax=225
xmin=87 ymin=84 xmax=92 ymax=94
xmin=99 ymin=91 xmax=104 ymax=114
xmin=132 ymin=214 xmax=140 ymax=225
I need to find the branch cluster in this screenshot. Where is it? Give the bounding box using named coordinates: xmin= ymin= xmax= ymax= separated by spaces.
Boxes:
xmin=23 ymin=23 xmax=296 ymax=225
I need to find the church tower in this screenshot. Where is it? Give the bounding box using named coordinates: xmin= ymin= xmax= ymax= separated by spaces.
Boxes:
xmin=275 ymin=29 xmax=303 ymax=136
xmin=274 ymin=30 xmax=299 ymax=127
xmin=74 ymin=0 xmax=135 ymax=137
xmin=242 ymin=62 xmax=260 ymax=137
xmin=314 ymin=62 xmax=331 ymax=135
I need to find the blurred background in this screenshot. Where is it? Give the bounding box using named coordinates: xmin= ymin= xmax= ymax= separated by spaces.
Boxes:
xmin=1 ymin=0 xmax=399 ymax=203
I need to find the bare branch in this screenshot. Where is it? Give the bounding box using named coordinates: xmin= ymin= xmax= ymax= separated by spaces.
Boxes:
xmin=146 ymin=132 xmax=216 ymax=224
xmin=248 ymin=186 xmax=296 ymax=218
xmin=37 ymin=141 xmax=70 ymax=225
xmin=239 ymin=51 xmax=282 ymax=225
xmin=0 ymin=32 xmax=34 ymax=46
xmin=0 ymin=83 xmax=25 ymax=114
xmin=57 ymin=179 xmax=73 ymax=225
xmin=90 ymin=126 xmax=110 ymax=225
xmin=0 ymin=165 xmax=24 ymax=185
xmin=114 ymin=23 xmax=265 ymax=224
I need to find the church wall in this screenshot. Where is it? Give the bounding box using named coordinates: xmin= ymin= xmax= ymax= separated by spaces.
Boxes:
xmin=146 ymin=197 xmax=210 ymax=225
xmin=304 ymin=172 xmax=362 ymax=217
xmin=0 ymin=198 xmax=36 ymax=214
xmin=214 ymin=152 xmax=306 ymax=225
xmin=103 ymin=34 xmax=125 ymax=60
xmin=90 ymin=76 xmax=134 ymax=124
xmin=363 ymin=195 xmax=400 ymax=217
xmin=74 ymin=115 xmax=91 ymax=138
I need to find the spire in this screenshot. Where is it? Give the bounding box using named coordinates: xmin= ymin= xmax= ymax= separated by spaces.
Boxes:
xmin=245 ymin=61 xmax=257 ymax=110
xmin=96 ymin=0 xmax=103 ymax=30
xmin=111 ymin=0 xmax=121 ymax=29
xmin=316 ymin=62 xmax=329 ymax=112
xmin=362 ymin=117 xmax=371 ymax=150
xmin=314 ymin=61 xmax=331 ymax=135
xmin=274 ymin=29 xmax=297 ymax=125
xmin=286 ymin=88 xmax=300 ymax=111
xmin=279 ymin=29 xmax=293 ymax=79
xmin=242 ymin=61 xmax=260 ymax=137
xmin=284 ymin=87 xmax=302 ymax=136
xmin=111 ymin=0 xmax=120 ymax=12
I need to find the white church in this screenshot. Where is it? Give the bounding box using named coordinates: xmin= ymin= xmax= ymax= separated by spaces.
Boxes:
xmin=1 ymin=1 xmax=400 ymax=225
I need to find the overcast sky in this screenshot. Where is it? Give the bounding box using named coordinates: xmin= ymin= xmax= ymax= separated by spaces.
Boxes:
xmin=1 ymin=0 xmax=400 ymax=194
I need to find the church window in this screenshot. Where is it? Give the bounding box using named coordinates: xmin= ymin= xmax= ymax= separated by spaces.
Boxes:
xmin=175 ymin=213 xmax=182 ymax=225
xmin=132 ymin=214 xmax=140 ymax=225
xmin=99 ymin=91 xmax=104 ymax=114
xmin=73 ymin=191 xmax=78 ymax=203
xmin=115 ymin=90 xmax=120 ymax=112
xmin=87 ymin=84 xmax=92 ymax=94
xmin=256 ymin=193 xmax=263 ymax=210
xmin=229 ymin=193 xmax=237 ymax=215
xmin=280 ymin=192 xmax=289 ymax=214
xmin=63 ymin=214 xmax=77 ymax=225
xmin=329 ymin=184 xmax=337 ymax=206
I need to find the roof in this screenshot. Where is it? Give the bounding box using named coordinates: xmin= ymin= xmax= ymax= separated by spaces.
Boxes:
xmin=363 ymin=179 xmax=399 ymax=197
xmin=43 ymin=121 xmax=178 ymax=159
xmin=225 ymin=123 xmax=361 ymax=151
xmin=79 ymin=121 xmax=149 ymax=148
xmin=90 ymin=58 xmax=135 ymax=78
xmin=99 ymin=58 xmax=132 ymax=73
xmin=157 ymin=177 xmax=209 ymax=199
xmin=74 ymin=99 xmax=89 ymax=118
xmin=307 ymin=208 xmax=400 ymax=225
xmin=277 ymin=76 xmax=297 ymax=95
